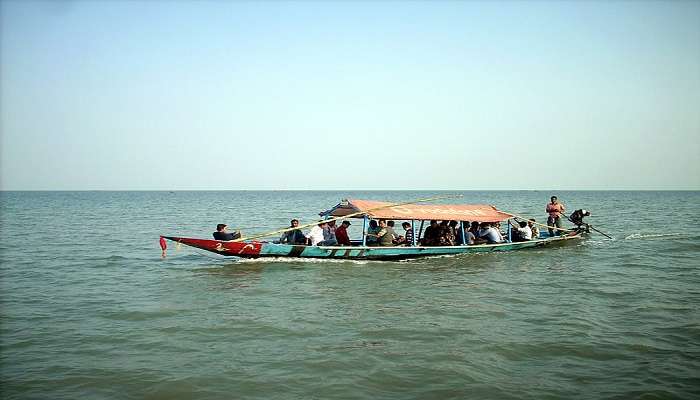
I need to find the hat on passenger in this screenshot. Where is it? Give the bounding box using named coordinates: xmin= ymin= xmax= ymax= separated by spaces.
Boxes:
xmin=341 ymin=220 xmax=351 ymax=226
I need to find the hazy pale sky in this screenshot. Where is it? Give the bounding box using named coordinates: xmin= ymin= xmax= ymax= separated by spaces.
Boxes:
xmin=1 ymin=0 xmax=698 ymax=190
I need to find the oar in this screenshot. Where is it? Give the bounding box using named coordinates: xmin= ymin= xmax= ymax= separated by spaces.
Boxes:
xmin=504 ymin=211 xmax=572 ymax=233
xmin=563 ymin=214 xmax=613 ymax=239
xmin=589 ymin=225 xmax=613 ymax=239
xmin=233 ymin=194 xmax=464 ymax=242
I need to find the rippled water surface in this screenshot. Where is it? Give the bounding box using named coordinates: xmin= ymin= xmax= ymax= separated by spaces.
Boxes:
xmin=1 ymin=191 xmax=699 ymax=399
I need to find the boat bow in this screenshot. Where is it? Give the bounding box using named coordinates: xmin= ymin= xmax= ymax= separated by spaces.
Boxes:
xmin=161 ymin=236 xmax=263 ymax=257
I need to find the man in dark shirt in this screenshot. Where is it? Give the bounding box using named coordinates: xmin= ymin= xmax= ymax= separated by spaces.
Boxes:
xmin=421 ymin=220 xmax=439 ymax=246
xmin=278 ymin=219 xmax=306 ymax=244
xmin=569 ymin=209 xmax=591 ymax=232
xmin=213 ymin=224 xmax=241 ymax=241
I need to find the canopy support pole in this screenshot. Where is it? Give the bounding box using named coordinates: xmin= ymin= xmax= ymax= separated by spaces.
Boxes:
xmin=411 ymin=220 xmax=416 ymax=246
xmin=460 ymin=221 xmax=466 ymax=246
xmin=507 ymin=219 xmax=512 ymax=242
xmin=362 ymin=215 xmax=368 ymax=246
xmin=418 ymin=220 xmax=425 ymax=245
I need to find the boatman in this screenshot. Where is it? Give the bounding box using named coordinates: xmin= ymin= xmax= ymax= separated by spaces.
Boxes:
xmin=545 ymin=196 xmax=566 ymax=236
xmin=569 ymin=209 xmax=591 ymax=232
xmin=213 ymin=224 xmax=241 ymax=241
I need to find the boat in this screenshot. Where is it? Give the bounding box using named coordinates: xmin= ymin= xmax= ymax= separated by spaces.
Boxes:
xmin=160 ymin=197 xmax=585 ymax=260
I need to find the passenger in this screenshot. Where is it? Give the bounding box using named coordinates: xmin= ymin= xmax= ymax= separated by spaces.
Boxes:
xmin=395 ymin=222 xmax=414 ymax=246
xmin=455 ymin=222 xmax=475 ymax=245
xmin=366 ymin=220 xmax=380 ymax=245
xmin=305 ymin=221 xmax=326 ymax=246
xmin=476 ymin=222 xmax=488 ymax=239
xmin=495 ymin=221 xmax=506 ymax=237
xmin=335 ymin=220 xmax=352 ymax=246
xmin=322 ymin=220 xmax=338 ymax=245
xmin=546 ymin=196 xmax=566 ymax=236
xmin=421 ymin=220 xmax=439 ymax=246
xmin=528 ymin=219 xmax=540 ymax=239
xmin=386 ymin=220 xmax=399 ymax=241
xmin=366 ymin=220 xmax=394 ymax=246
xmin=449 ymin=220 xmax=459 ymax=241
xmin=469 ymin=221 xmax=480 ymax=237
xmin=213 ymin=224 xmax=241 ymax=241
xmin=479 ymin=222 xmax=505 ymax=244
xmin=437 ymin=220 xmax=455 ymax=246
xmin=509 ymin=220 xmax=532 ymax=242
xmin=278 ymin=219 xmax=306 ymax=244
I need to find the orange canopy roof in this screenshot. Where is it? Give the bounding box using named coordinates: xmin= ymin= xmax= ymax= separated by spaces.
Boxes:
xmin=325 ymin=199 xmax=512 ymax=223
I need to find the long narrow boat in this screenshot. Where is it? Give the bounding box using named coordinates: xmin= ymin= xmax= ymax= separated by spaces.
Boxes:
xmin=161 ymin=199 xmax=584 ymax=260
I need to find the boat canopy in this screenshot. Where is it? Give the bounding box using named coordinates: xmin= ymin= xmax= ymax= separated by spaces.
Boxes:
xmin=321 ymin=199 xmax=512 ymax=223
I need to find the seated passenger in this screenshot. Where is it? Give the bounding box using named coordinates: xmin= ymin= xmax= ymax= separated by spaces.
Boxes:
xmin=305 ymin=221 xmax=327 ymax=246
xmin=322 ymin=220 xmax=338 ymax=245
xmin=278 ymin=219 xmax=306 ymax=244
xmin=478 ymin=222 xmax=504 ymax=244
xmin=335 ymin=220 xmax=352 ymax=246
xmin=469 ymin=221 xmax=480 ymax=236
xmin=455 ymin=222 xmax=475 ymax=245
xmin=386 ymin=220 xmax=399 ymax=242
xmin=528 ymin=219 xmax=540 ymax=239
xmin=437 ymin=220 xmax=455 ymax=246
xmin=394 ymin=222 xmax=414 ymax=246
xmin=366 ymin=220 xmax=394 ymax=246
xmin=213 ymin=224 xmax=241 ymax=241
xmin=509 ymin=220 xmax=532 ymax=242
xmin=449 ymin=220 xmax=459 ymax=240
xmin=366 ymin=220 xmax=380 ymax=245
xmin=421 ymin=220 xmax=439 ymax=246
xmin=495 ymin=222 xmax=506 ymax=237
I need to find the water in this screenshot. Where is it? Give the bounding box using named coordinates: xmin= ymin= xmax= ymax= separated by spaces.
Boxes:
xmin=1 ymin=191 xmax=699 ymax=399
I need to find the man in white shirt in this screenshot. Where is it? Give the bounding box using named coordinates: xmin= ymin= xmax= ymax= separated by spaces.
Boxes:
xmin=478 ymin=222 xmax=504 ymax=244
xmin=509 ymin=220 xmax=532 ymax=242
xmin=306 ymin=222 xmax=326 ymax=246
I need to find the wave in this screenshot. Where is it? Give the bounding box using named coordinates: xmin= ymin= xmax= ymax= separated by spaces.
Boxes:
xmin=233 ymin=257 xmax=372 ymax=265
xmin=624 ymin=233 xmax=686 ymax=240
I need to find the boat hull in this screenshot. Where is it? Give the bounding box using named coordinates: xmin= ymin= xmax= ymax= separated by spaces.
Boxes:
xmin=161 ymin=233 xmax=582 ymax=260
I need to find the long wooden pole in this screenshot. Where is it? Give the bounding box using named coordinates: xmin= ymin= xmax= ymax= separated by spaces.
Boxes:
xmin=589 ymin=225 xmax=613 ymax=239
xmin=233 ymin=194 xmax=464 ymax=242
xmin=562 ymin=215 xmax=613 ymax=239
xmin=503 ymin=211 xmax=572 ymax=233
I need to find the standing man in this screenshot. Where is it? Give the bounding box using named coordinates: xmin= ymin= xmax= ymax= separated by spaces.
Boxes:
xmin=546 ymin=196 xmax=566 ymax=236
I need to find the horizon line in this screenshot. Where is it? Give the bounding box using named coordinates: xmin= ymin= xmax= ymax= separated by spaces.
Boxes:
xmin=1 ymin=189 xmax=699 ymax=192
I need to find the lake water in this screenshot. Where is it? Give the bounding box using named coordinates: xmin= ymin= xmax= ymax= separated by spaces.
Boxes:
xmin=1 ymin=191 xmax=699 ymax=399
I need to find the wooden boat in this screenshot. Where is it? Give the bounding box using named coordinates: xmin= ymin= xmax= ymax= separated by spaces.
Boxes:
xmin=160 ymin=198 xmax=584 ymax=260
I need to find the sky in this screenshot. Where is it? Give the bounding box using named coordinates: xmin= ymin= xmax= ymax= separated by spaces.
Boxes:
xmin=1 ymin=0 xmax=698 ymax=190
